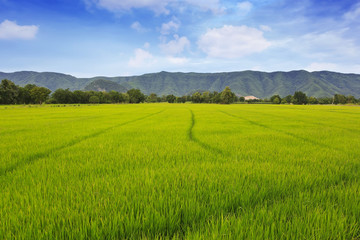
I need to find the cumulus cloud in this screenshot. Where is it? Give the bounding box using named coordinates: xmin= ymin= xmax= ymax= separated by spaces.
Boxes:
xmin=87 ymin=0 xmax=171 ymax=14
xmin=160 ymin=20 xmax=180 ymax=35
xmin=198 ymin=25 xmax=271 ymax=58
xmin=184 ymin=0 xmax=223 ymax=13
xmin=344 ymin=2 xmax=360 ymax=21
xmin=128 ymin=48 xmax=155 ymax=67
xmin=131 ymin=21 xmax=148 ymax=33
xmin=167 ymin=56 xmax=189 ymax=65
xmin=260 ymin=25 xmax=272 ymax=32
xmin=85 ymin=0 xmax=223 ymax=14
xmin=237 ymin=1 xmax=252 ymax=13
xmin=0 ymin=20 xmax=38 ymax=40
xmin=305 ymin=62 xmax=360 ymax=74
xmin=292 ymin=29 xmax=359 ymax=60
xmin=160 ymin=35 xmax=190 ymax=55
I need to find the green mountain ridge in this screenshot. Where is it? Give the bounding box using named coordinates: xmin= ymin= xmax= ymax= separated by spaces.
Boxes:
xmin=1 ymin=70 xmax=359 ymax=98
xmin=84 ymin=79 xmax=127 ymax=93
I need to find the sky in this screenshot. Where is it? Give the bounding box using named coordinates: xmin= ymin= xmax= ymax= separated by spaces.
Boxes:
xmin=0 ymin=0 xmax=359 ymax=77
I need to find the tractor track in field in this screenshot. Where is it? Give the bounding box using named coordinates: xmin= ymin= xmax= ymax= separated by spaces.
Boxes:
xmin=188 ymin=109 xmax=228 ymax=156
xmin=236 ymin=108 xmax=360 ymax=135
xmin=0 ymin=109 xmax=165 ymax=177
xmin=218 ymin=109 xmax=344 ymax=153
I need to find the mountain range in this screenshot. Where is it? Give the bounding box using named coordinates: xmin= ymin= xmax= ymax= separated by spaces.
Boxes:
xmin=1 ymin=70 xmax=359 ymax=98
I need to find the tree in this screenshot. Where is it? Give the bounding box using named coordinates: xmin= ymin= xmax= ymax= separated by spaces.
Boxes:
xmin=192 ymin=92 xmax=202 ymax=103
xmin=270 ymin=95 xmax=281 ymax=104
xmin=30 ymin=86 xmax=51 ymax=104
xmin=308 ymin=96 xmax=318 ymax=104
xmin=333 ymin=94 xmax=346 ymax=104
xmin=89 ymin=95 xmax=100 ymax=104
xmin=127 ymin=89 xmax=145 ymax=103
xmin=202 ymin=91 xmax=210 ymax=103
xmin=239 ymin=96 xmax=245 ymax=102
xmin=52 ymin=88 xmax=74 ymax=104
xmin=147 ymin=93 xmax=158 ymax=103
xmin=292 ymin=91 xmax=308 ymax=105
xmin=220 ymin=86 xmax=235 ymax=104
xmin=0 ymin=79 xmax=19 ymax=104
xmin=346 ymin=95 xmax=357 ymax=104
xmin=176 ymin=96 xmax=187 ymax=103
xmin=166 ymin=94 xmax=176 ymax=103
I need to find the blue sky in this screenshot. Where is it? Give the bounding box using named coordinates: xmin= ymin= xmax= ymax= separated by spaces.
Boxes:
xmin=0 ymin=0 xmax=359 ymax=77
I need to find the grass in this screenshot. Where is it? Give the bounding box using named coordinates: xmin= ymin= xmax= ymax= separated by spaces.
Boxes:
xmin=0 ymin=103 xmax=359 ymax=239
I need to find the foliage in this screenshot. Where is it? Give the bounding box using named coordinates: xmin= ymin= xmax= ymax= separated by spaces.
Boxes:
xmin=3 ymin=70 xmax=360 ymax=98
xmin=127 ymin=89 xmax=145 ymax=103
xmin=292 ymin=91 xmax=308 ymax=105
xmin=220 ymin=86 xmax=236 ymax=104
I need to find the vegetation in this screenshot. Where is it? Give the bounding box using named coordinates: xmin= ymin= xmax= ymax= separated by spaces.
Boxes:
xmin=2 ymin=70 xmax=360 ymax=98
xmin=0 ymin=104 xmax=359 ymax=239
xmin=1 ymin=79 xmax=360 ymax=106
xmin=84 ymin=79 xmax=127 ymax=93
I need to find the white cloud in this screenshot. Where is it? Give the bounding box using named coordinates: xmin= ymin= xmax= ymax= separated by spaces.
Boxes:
xmin=237 ymin=1 xmax=252 ymax=13
xmin=160 ymin=35 xmax=190 ymax=55
xmin=184 ymin=0 xmax=223 ymax=13
xmin=260 ymin=25 xmax=272 ymax=32
xmin=198 ymin=25 xmax=271 ymax=58
xmin=87 ymin=0 xmax=171 ymax=14
xmin=0 ymin=20 xmax=38 ymax=40
xmin=160 ymin=20 xmax=180 ymax=35
xmin=128 ymin=48 xmax=155 ymax=67
xmin=305 ymin=62 xmax=360 ymax=74
xmin=167 ymin=56 xmax=189 ymax=65
xmin=290 ymin=29 xmax=360 ymax=60
xmin=143 ymin=42 xmax=150 ymax=49
xmin=131 ymin=21 xmax=148 ymax=33
xmin=85 ymin=0 xmax=224 ymax=14
xmin=344 ymin=2 xmax=360 ymax=21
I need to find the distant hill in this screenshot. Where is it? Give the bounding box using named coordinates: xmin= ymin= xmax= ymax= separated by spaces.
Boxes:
xmin=1 ymin=70 xmax=360 ymax=98
xmin=84 ymin=79 xmax=127 ymax=93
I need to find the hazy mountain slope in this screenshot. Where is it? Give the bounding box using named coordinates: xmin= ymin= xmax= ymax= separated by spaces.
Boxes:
xmin=0 ymin=71 xmax=92 ymax=91
xmin=1 ymin=70 xmax=360 ymax=98
xmin=84 ymin=79 xmax=127 ymax=92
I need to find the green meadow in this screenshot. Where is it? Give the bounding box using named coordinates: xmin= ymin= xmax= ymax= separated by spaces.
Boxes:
xmin=0 ymin=104 xmax=359 ymax=239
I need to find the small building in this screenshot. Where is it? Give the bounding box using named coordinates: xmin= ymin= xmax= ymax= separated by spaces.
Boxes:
xmin=244 ymin=96 xmax=259 ymax=100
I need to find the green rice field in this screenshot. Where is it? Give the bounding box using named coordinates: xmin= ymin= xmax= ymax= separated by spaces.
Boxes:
xmin=0 ymin=104 xmax=360 ymax=239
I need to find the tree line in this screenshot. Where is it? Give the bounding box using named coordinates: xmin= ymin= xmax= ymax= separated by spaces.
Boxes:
xmin=1 ymin=79 xmax=359 ymax=105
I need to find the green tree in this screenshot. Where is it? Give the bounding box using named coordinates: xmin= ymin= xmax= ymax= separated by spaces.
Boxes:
xmin=292 ymin=91 xmax=308 ymax=105
xmin=89 ymin=95 xmax=100 ymax=104
xmin=270 ymin=95 xmax=282 ymax=104
xmin=333 ymin=94 xmax=346 ymax=104
xmin=192 ymin=92 xmax=202 ymax=103
xmin=166 ymin=94 xmax=176 ymax=103
xmin=30 ymin=86 xmax=51 ymax=104
xmin=346 ymin=95 xmax=357 ymax=104
xmin=0 ymin=79 xmax=19 ymax=104
xmin=52 ymin=88 xmax=74 ymax=104
xmin=202 ymin=91 xmax=210 ymax=103
xmin=239 ymin=96 xmax=245 ymax=102
xmin=220 ymin=86 xmax=235 ymax=104
xmin=147 ymin=93 xmax=158 ymax=103
xmin=308 ymin=96 xmax=318 ymax=104
xmin=127 ymin=89 xmax=145 ymax=103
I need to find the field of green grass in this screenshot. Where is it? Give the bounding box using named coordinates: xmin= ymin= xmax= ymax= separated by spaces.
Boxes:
xmin=0 ymin=103 xmax=359 ymax=239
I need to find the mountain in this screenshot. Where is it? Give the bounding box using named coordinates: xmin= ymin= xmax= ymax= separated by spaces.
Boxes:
xmin=1 ymin=70 xmax=360 ymax=98
xmin=84 ymin=79 xmax=127 ymax=92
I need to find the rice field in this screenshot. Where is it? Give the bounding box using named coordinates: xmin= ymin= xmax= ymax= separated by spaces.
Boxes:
xmin=0 ymin=103 xmax=359 ymax=239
